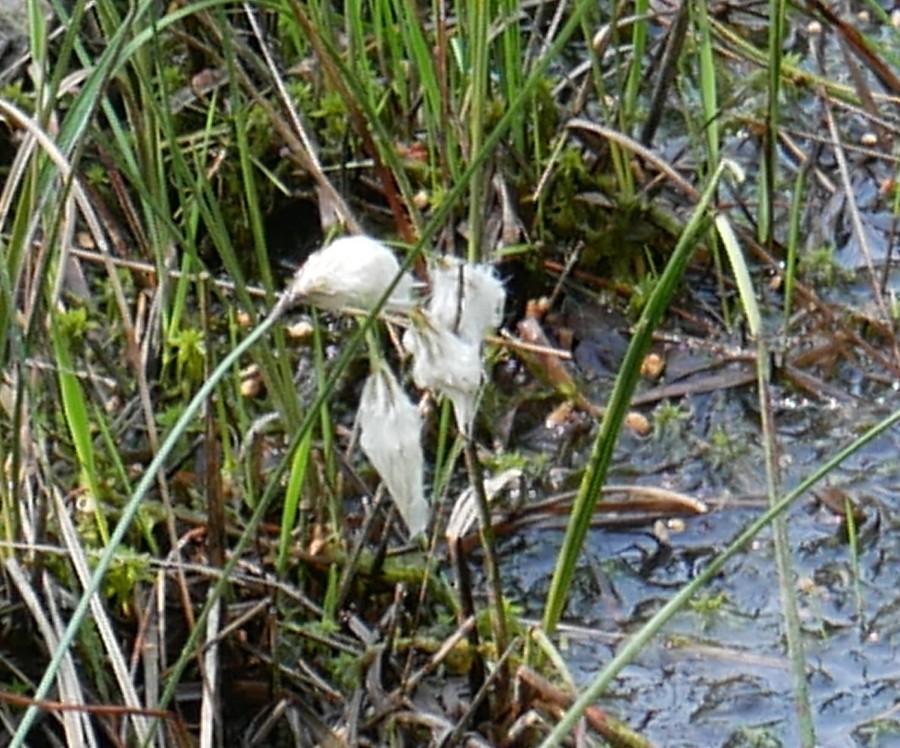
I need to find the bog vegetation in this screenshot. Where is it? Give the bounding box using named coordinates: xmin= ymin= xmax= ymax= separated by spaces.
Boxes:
xmin=0 ymin=1 xmax=899 ymax=746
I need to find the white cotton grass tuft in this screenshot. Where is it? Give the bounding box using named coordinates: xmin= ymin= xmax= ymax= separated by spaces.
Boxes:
xmin=427 ymin=256 xmax=506 ymax=343
xmin=288 ymin=235 xmax=417 ymax=313
xmin=284 ymin=242 xmax=507 ymax=528
xmin=401 ymin=256 xmax=506 ymax=435
xmin=402 ymin=315 xmax=483 ymax=436
xmin=358 ymin=363 xmax=429 ymax=536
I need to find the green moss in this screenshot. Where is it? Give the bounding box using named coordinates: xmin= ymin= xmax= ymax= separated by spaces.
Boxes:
xmin=688 ymin=591 xmax=726 ymax=614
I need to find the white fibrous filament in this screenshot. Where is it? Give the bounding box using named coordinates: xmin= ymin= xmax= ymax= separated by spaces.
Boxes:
xmin=427 ymin=256 xmax=506 ymax=343
xmin=288 ymin=235 xmax=416 ymax=313
xmin=403 ymin=316 xmax=484 ymax=436
xmin=358 ymin=363 xmax=428 ymax=537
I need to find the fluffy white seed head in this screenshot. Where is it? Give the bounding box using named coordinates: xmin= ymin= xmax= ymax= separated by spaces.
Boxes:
xmin=288 ymin=235 xmax=416 ymax=313
xmin=358 ymin=364 xmax=428 ymax=536
xmin=427 ymin=256 xmax=506 ymax=343
xmin=403 ymin=315 xmax=483 ymax=435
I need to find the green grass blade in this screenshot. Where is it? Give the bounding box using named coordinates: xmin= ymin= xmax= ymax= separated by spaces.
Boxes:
xmin=761 ymin=0 xmax=787 ymax=247
xmin=465 ymin=0 xmax=491 ymax=261
xmin=693 ymin=0 xmax=719 ymax=168
xmin=499 ymin=0 xmax=524 ymax=156
xmin=276 ymin=430 xmax=313 ymax=579
xmin=50 ymin=318 xmax=110 ymax=546
xmin=715 ymin=212 xmax=760 ymax=337
xmin=621 ymin=0 xmax=649 ymax=132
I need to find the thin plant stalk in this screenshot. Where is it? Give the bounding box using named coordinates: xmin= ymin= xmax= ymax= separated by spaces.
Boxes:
xmin=845 ymin=497 xmax=865 ymax=624
xmin=465 ymin=0 xmax=491 ymax=262
xmin=783 ymin=156 xmax=811 ymax=326
xmin=693 ymin=0 xmax=730 ymax=326
xmin=312 ymin=311 xmax=341 ymax=534
xmin=731 ymin=135 xmax=814 ymax=742
xmin=431 ymin=399 xmax=457 ymax=500
xmin=759 ymin=344 xmax=816 ymax=748
xmin=622 ymin=0 xmax=649 ymax=133
xmin=761 ymin=0 xmax=786 ymax=247
xmin=463 ymin=439 xmax=509 ymax=691
xmin=741 ymin=187 xmax=814 ymax=744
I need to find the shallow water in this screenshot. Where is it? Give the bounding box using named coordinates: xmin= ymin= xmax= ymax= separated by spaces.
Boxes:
xmin=502 ymin=323 xmax=900 ymax=746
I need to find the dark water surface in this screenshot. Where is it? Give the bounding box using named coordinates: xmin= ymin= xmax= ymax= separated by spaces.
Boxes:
xmin=503 ymin=355 xmax=900 ymax=747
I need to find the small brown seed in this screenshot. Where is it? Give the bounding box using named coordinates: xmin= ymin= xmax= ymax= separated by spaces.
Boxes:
xmin=640 ymin=352 xmax=665 ymax=380
xmin=624 ymin=410 xmax=651 ymax=436
xmin=240 ymin=364 xmax=264 ymax=398
xmin=286 ymin=320 xmax=315 ymax=340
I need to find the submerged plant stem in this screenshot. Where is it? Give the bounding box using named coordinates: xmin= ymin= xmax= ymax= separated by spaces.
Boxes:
xmin=759 ymin=341 xmax=816 ymax=747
